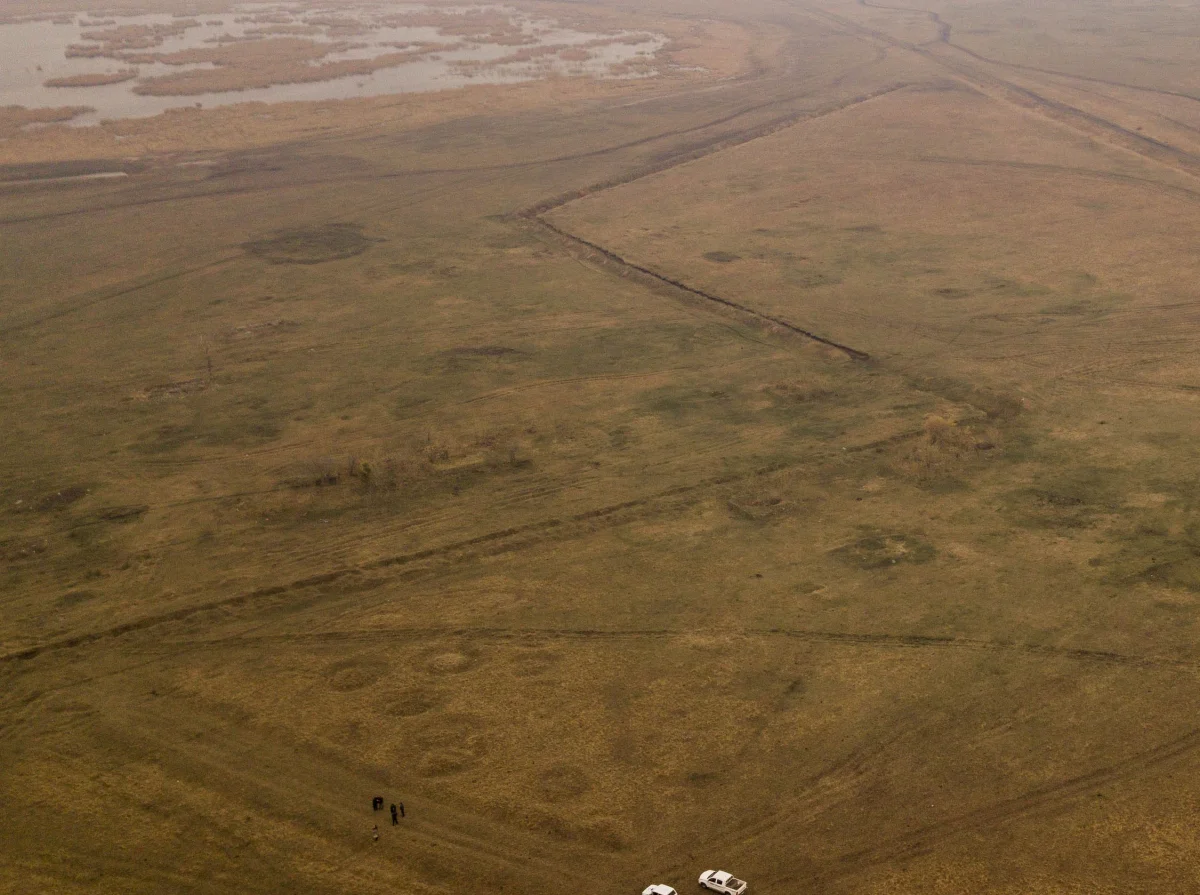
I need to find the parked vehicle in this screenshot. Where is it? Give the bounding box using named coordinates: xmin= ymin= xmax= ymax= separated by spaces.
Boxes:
xmin=642 ymin=886 xmax=678 ymax=895
xmin=698 ymin=870 xmax=747 ymax=895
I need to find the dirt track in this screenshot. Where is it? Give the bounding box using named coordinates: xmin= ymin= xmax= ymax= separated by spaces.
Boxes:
xmin=5 ymin=0 xmax=1200 ymax=892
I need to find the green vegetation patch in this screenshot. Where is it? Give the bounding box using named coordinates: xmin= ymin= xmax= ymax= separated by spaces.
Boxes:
xmin=1098 ymin=523 xmax=1200 ymax=592
xmin=830 ymin=531 xmax=936 ymax=569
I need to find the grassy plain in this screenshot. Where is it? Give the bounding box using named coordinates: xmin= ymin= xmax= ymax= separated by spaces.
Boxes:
xmin=3 ymin=0 xmax=1200 ymax=893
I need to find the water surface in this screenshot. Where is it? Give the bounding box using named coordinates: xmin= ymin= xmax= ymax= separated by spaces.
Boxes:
xmin=0 ymin=3 xmax=664 ymax=126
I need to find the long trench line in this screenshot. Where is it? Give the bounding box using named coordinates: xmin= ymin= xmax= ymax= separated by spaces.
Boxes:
xmin=527 ymin=216 xmax=871 ymax=361
xmin=516 ymin=86 xmax=915 ymax=362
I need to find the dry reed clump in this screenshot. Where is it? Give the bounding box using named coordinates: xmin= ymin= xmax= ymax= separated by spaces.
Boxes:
xmin=71 ymin=20 xmax=199 ymax=57
xmin=764 ymin=377 xmax=836 ymax=403
xmin=467 ymin=44 xmax=568 ymax=67
xmin=379 ymin=8 xmax=527 ymax=39
xmin=244 ymin=24 xmax=323 ymax=38
xmin=64 ymin=45 xmax=113 ymax=59
xmin=452 ymin=32 xmax=658 ymax=73
xmin=607 ymin=58 xmax=656 ymax=76
xmin=44 ymin=70 xmax=138 ymax=88
xmin=602 ymin=33 xmax=658 ymax=46
xmin=483 ymin=32 xmax=543 ymax=47
xmin=727 ymin=489 xmax=790 ymax=521
xmin=0 ymin=11 xmax=69 ymax=24
xmin=892 ymin=414 xmax=1000 ymax=483
xmin=234 ymin=13 xmax=292 ymax=25
xmin=0 ymin=105 xmax=92 ymax=137
xmin=301 ymin=15 xmax=369 ymax=38
xmin=456 ymin=52 xmax=605 ymax=76
xmin=131 ymin=38 xmax=460 ymax=96
xmin=298 ymin=454 xmax=418 ymax=491
xmin=294 ymin=429 xmax=532 ymax=493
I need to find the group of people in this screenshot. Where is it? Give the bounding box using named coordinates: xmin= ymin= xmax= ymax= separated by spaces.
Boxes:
xmin=371 ymin=796 xmax=406 ymax=841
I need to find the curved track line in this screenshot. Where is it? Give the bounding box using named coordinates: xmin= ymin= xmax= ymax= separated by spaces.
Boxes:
xmin=809 ymin=6 xmax=1200 ymax=181
xmin=0 ymin=255 xmax=239 ymax=338
xmin=861 ymin=0 xmax=1200 ymax=106
xmin=911 ymin=155 xmax=1200 ymax=203
xmin=150 ymin=624 xmax=1200 ymax=672
xmin=804 ymin=725 xmax=1200 ymax=884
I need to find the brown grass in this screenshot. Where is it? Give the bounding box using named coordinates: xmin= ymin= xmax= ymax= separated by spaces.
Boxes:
xmin=74 ymin=19 xmax=199 ymax=55
xmin=44 ymin=70 xmax=138 ymax=88
xmin=0 ymin=104 xmax=91 ymax=137
xmin=379 ymin=8 xmax=527 ymax=38
xmin=14 ymin=1 xmax=1200 ymax=893
xmin=131 ymin=38 xmax=460 ymax=96
xmin=458 ymin=43 xmax=567 ymax=67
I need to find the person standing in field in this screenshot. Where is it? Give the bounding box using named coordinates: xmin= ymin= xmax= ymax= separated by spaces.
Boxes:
xmin=390 ymin=803 xmax=399 ymax=825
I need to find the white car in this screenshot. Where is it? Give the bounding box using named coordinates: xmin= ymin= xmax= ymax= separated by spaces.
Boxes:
xmin=643 ymin=887 xmax=677 ymax=895
xmin=699 ymin=870 xmax=747 ymax=895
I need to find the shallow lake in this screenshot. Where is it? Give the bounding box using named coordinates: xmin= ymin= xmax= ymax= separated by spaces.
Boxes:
xmin=0 ymin=3 xmax=665 ymax=126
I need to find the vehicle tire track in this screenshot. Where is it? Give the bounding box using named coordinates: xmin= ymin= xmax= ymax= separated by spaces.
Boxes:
xmin=809 ymin=6 xmax=1200 ymax=181
xmin=0 ymin=255 xmax=240 ymax=338
xmin=911 ymin=155 xmax=1200 ymax=204
xmin=860 ymin=0 xmax=1200 ymax=108
xmin=522 ymin=84 xmax=908 ymax=217
xmin=0 ymin=435 xmax=924 ymax=667
xmin=89 ymin=702 xmax=593 ymax=890
xmin=152 ymin=625 xmax=1200 ymax=673
xmin=946 ymin=36 xmax=1200 ymax=107
xmin=0 ymin=69 xmax=857 ymax=228
xmin=858 ymin=0 xmax=950 ymax=44
xmin=801 ymin=725 xmax=1200 ymax=885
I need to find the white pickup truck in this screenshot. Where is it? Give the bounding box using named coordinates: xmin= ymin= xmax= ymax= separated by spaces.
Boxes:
xmin=698 ymin=870 xmax=748 ymax=895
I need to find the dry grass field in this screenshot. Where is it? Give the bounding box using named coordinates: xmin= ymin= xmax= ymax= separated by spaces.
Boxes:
xmin=3 ymin=0 xmax=1200 ymax=893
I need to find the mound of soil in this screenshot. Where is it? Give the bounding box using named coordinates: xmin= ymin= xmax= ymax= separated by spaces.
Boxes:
xmin=243 ymin=223 xmax=378 ymax=264
xmin=831 ymin=532 xmax=935 ymax=569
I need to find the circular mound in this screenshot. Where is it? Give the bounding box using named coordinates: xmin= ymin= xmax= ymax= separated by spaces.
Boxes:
xmin=324 ymin=659 xmax=388 ymax=692
xmin=830 ymin=533 xmax=935 ymax=569
xmin=380 ymin=687 xmax=444 ymax=717
xmin=510 ymin=648 xmax=561 ymax=678
xmin=413 ymin=713 xmax=488 ymax=777
xmin=423 ymin=648 xmax=479 ymax=675
xmin=243 ymin=223 xmax=377 ymax=265
xmin=418 ymin=750 xmax=478 ymax=777
xmin=538 ymin=764 xmax=590 ymax=802
xmin=58 ymin=588 xmax=99 ymax=607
